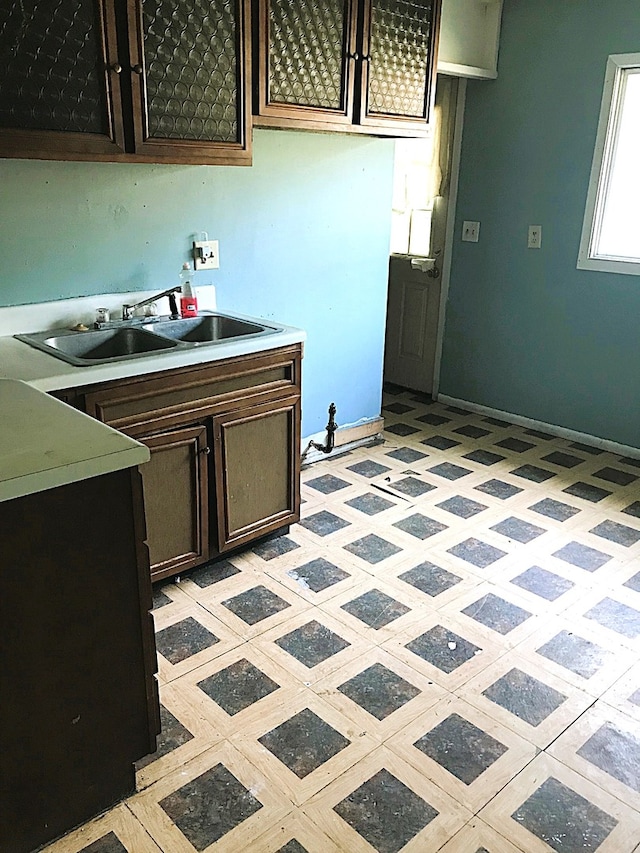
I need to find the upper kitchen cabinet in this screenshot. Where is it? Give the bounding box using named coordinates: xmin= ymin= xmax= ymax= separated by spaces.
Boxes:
xmin=437 ymin=0 xmax=503 ymax=79
xmin=0 ymin=0 xmax=252 ymax=165
xmin=253 ymin=0 xmax=441 ymax=137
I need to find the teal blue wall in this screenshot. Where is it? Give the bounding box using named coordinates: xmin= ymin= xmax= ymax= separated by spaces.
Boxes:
xmin=0 ymin=129 xmax=395 ymax=436
xmin=441 ymin=0 xmax=640 ymax=448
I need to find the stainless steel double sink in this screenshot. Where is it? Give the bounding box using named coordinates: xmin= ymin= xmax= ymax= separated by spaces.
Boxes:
xmin=16 ymin=313 xmax=284 ymax=366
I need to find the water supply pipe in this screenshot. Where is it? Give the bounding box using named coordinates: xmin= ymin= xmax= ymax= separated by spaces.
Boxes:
xmin=301 ymin=403 xmax=338 ymax=462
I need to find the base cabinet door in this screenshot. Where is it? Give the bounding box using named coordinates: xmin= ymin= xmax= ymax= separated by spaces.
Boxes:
xmin=213 ymin=395 xmax=300 ymax=552
xmin=141 ymin=424 xmax=210 ymax=581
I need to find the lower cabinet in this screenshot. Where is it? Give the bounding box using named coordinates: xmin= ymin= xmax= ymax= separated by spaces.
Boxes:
xmin=140 ymin=423 xmax=210 ymax=579
xmin=75 ymin=344 xmax=302 ymax=582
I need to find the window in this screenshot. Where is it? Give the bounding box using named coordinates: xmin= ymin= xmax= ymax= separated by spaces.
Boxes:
xmin=578 ymin=54 xmax=640 ymax=275
xmin=390 ymin=133 xmax=439 ymax=257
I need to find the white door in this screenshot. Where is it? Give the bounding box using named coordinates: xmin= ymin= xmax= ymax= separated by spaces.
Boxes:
xmin=384 ymin=76 xmax=461 ymax=395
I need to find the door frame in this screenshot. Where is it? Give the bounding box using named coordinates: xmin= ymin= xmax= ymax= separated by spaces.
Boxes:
xmin=431 ymin=77 xmax=467 ymax=398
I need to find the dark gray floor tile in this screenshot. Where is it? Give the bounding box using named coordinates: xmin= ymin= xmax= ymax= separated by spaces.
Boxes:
xmin=585 ymin=598 xmax=640 ymax=639
xmin=386 ymin=423 xmax=420 ymax=437
xmin=536 ymin=630 xmax=610 ymax=679
xmin=417 ymin=412 xmax=451 ymax=426
xmin=461 ymin=593 xmax=532 ymax=634
xmin=563 ymin=481 xmax=612 ymax=503
xmin=482 ymin=668 xmax=567 ymax=726
xmin=495 ymin=437 xmax=536 ymax=453
xmin=136 ymin=705 xmax=194 ymax=770
xmin=428 ymin=462 xmax=473 ymax=480
xmin=619 ymin=456 xmax=640 ymax=468
xmin=511 ymin=776 xmax=617 ymax=852
xmin=474 ymin=479 xmax=524 ymax=500
xmin=186 ymin=559 xmax=241 ymax=588
xmin=197 ymin=659 xmax=279 ymax=715
xmin=630 ymin=689 xmax=640 ymax=707
xmin=462 ymin=449 xmax=506 ymax=466
xmin=589 ymin=519 xmax=640 ymax=547
xmin=252 ymin=536 xmax=300 ymax=560
xmin=594 ymin=467 xmax=637 ymax=486
xmin=447 ymin=406 xmax=471 ymax=416
xmin=382 ymin=382 xmax=405 ymax=395
xmin=385 ymin=447 xmax=428 ymax=464
xmin=413 ymin=713 xmax=508 ymax=784
xmin=529 ymin=498 xmax=581 ymax=522
xmin=222 ymin=585 xmax=291 ymax=625
xmin=525 ymin=429 xmax=555 ymax=441
xmin=345 ymin=493 xmax=395 ymax=515
xmin=570 ymin=442 xmax=603 ymax=454
xmin=344 ymin=534 xmax=402 ymax=564
xmin=155 ymin=617 xmax=219 ymax=665
xmin=447 ymin=538 xmax=507 ymax=568
xmin=624 ymin=571 xmax=640 ymax=593
xmin=305 ymin=474 xmax=351 ymax=494
xmin=541 ymin=452 xmax=586 ymax=469
xmin=483 ymin=416 xmax=512 ymax=427
xmin=577 ymin=722 xmax=640 ymax=793
xmin=510 ymin=465 xmax=556 ymax=483
xmin=259 ymin=708 xmax=350 ymax=778
xmin=338 ymin=663 xmax=420 ymax=720
xmin=276 ymin=842 xmax=308 ymax=853
xmin=81 ymin=834 xmax=127 ymax=853
xmin=453 ymin=424 xmax=492 ymax=439
xmin=510 ymin=566 xmax=575 ymax=601
xmin=334 ymin=769 xmax=438 ymax=853
xmin=399 ymin=562 xmax=462 ymax=597
xmin=393 ymin=513 xmax=448 ymax=540
xmin=287 ymin=558 xmax=349 ymax=594
xmin=490 ymin=516 xmax=546 ymax=544
xmin=346 ymin=460 xmax=392 ymax=478
xmin=421 ymin=435 xmax=461 ymax=450
xmin=299 ymin=510 xmax=351 ymax=536
xmin=390 ymin=476 xmax=436 ymax=497
xmin=406 ymin=625 xmax=482 ymax=674
xmin=436 ymin=495 xmax=488 ymax=518
xmin=275 ymin=620 xmax=350 ymax=667
xmin=552 ymin=542 xmax=611 ymax=572
xmin=383 ymin=402 xmax=415 ymax=415
xmin=152 ymin=588 xmax=172 ymax=609
xmin=160 ymin=764 xmax=262 ymax=849
xmin=622 ymin=501 xmax=640 ymax=518
xmin=341 ymin=589 xmax=410 ymax=629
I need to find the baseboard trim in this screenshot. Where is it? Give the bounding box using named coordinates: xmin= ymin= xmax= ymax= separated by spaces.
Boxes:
xmin=301 ymin=416 xmax=384 ymax=466
xmin=437 ymin=394 xmax=640 ymax=459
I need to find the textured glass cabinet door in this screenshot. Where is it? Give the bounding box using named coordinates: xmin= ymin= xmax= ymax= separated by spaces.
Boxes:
xmin=0 ymin=0 xmax=126 ymax=159
xmin=358 ymin=0 xmax=440 ymax=130
xmin=253 ymin=0 xmax=359 ymax=128
xmin=129 ymin=0 xmax=252 ymax=163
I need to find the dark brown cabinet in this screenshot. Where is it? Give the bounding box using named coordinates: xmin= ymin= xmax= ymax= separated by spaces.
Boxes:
xmin=0 ymin=468 xmax=160 ymax=853
xmin=0 ymin=0 xmax=252 ymax=164
xmin=77 ymin=343 xmax=302 ymax=581
xmin=253 ymin=0 xmax=441 ymax=136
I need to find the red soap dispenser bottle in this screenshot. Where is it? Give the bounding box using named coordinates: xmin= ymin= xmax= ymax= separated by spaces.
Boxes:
xmin=179 ymin=262 xmax=198 ymax=318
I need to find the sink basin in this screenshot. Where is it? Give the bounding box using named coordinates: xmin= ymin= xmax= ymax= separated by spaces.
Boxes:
xmin=16 ymin=327 xmax=178 ymax=366
xmin=152 ymin=314 xmax=279 ymax=343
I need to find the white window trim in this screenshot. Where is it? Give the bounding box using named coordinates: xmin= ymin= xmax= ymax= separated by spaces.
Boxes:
xmin=577 ymin=53 xmax=640 ymax=276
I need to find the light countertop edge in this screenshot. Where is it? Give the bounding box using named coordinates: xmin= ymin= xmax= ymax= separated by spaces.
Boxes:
xmin=0 ymin=379 xmax=150 ymax=503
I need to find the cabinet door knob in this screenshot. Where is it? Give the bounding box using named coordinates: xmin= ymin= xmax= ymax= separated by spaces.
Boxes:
xmin=131 ymin=64 xmax=144 ymax=75
xmin=200 ymin=446 xmax=211 ymax=455
xmin=110 ymin=62 xmax=122 ymax=74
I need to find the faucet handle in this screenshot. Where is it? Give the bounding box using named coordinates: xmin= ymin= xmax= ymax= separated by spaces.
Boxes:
xmin=122 ymin=304 xmax=134 ymax=320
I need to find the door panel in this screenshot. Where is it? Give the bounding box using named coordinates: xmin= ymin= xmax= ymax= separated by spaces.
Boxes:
xmin=141 ymin=424 xmax=209 ymax=581
xmin=213 ymin=395 xmax=300 ymax=551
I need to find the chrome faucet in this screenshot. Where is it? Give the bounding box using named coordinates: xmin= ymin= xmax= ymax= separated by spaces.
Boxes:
xmin=122 ymin=287 xmax=181 ymax=321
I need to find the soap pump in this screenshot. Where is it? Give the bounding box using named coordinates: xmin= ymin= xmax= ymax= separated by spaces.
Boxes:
xmin=179 ymin=262 xmax=198 ymax=318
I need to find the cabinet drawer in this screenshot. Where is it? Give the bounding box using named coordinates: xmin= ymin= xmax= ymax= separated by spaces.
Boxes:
xmin=83 ymin=345 xmax=301 ymax=430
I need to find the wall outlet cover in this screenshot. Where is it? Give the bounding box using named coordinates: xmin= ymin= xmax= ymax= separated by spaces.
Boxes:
xmin=193 ymin=240 xmax=220 ymax=270
xmin=462 ymin=220 xmax=480 ymax=242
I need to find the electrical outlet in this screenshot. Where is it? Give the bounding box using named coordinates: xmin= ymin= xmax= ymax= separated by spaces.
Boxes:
xmin=528 ymin=225 xmax=542 ymax=249
xmin=462 ymin=221 xmax=480 ymax=243
xmin=193 ymin=240 xmax=220 ymax=270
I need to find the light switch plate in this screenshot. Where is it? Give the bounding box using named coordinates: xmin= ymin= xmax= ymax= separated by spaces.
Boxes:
xmin=193 ymin=240 xmax=220 ymax=270
xmin=462 ymin=221 xmax=480 ymax=242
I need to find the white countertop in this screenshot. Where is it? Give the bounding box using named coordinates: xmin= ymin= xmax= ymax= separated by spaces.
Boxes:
xmin=0 ymin=379 xmax=150 ymax=503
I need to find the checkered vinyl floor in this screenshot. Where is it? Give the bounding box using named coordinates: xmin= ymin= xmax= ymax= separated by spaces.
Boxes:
xmin=44 ymin=391 xmax=640 ymax=853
